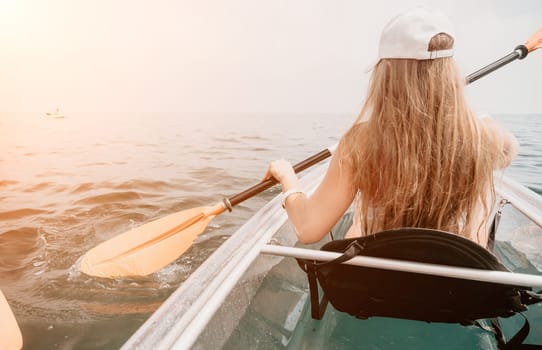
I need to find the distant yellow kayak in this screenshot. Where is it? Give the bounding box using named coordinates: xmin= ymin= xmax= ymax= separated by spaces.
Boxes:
xmin=0 ymin=290 xmax=23 ymax=350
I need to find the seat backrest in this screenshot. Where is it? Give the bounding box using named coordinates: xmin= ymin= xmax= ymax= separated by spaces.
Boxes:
xmin=309 ymin=228 xmax=531 ymax=324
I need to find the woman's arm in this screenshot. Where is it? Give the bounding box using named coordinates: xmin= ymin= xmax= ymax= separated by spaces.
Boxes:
xmin=478 ymin=116 xmax=520 ymax=169
xmin=264 ymin=147 xmax=357 ymax=243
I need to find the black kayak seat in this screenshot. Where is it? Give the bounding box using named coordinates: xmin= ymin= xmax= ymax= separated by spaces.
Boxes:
xmin=296 ymin=228 xmax=542 ymax=349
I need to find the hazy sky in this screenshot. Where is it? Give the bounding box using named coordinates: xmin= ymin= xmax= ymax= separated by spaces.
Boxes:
xmin=1 ymin=0 xmax=541 ymax=114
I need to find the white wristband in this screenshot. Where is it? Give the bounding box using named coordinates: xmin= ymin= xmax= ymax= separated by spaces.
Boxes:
xmin=281 ymin=188 xmax=305 ymax=208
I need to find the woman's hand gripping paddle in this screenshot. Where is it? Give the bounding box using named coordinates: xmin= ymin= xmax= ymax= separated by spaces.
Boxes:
xmin=80 ymin=28 xmax=542 ymax=279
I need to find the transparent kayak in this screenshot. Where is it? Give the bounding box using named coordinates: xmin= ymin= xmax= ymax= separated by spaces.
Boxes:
xmin=122 ymin=161 xmax=542 ymax=350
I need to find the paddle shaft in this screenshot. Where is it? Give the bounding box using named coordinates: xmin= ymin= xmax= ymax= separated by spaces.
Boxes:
xmin=466 ymin=45 xmax=529 ymax=84
xmin=226 ymin=148 xmax=333 ymax=207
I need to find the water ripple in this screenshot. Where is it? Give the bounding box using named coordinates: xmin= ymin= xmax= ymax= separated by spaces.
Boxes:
xmin=0 ymin=227 xmax=45 ymax=278
xmin=0 ymin=208 xmax=51 ymax=221
xmin=73 ymin=191 xmax=150 ymax=205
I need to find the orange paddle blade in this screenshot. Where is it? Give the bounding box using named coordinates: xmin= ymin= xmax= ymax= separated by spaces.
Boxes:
xmin=0 ymin=290 xmax=23 ymax=350
xmin=80 ymin=203 xmax=225 ymax=278
xmin=525 ymin=28 xmax=542 ymax=52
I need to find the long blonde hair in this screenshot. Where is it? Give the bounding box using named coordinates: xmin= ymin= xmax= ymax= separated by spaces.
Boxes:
xmin=340 ymin=34 xmax=496 ymax=240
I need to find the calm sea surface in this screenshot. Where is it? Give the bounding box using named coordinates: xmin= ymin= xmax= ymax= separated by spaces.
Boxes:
xmin=0 ymin=112 xmax=540 ymax=349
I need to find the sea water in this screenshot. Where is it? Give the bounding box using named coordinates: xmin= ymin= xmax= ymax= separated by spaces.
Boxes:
xmin=0 ymin=112 xmax=540 ymax=349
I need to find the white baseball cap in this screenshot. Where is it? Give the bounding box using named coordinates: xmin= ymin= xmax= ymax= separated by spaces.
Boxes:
xmin=367 ymin=8 xmax=455 ymax=70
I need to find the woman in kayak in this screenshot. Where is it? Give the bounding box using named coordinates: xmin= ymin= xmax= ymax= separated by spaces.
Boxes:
xmin=264 ymin=8 xmax=519 ymax=247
